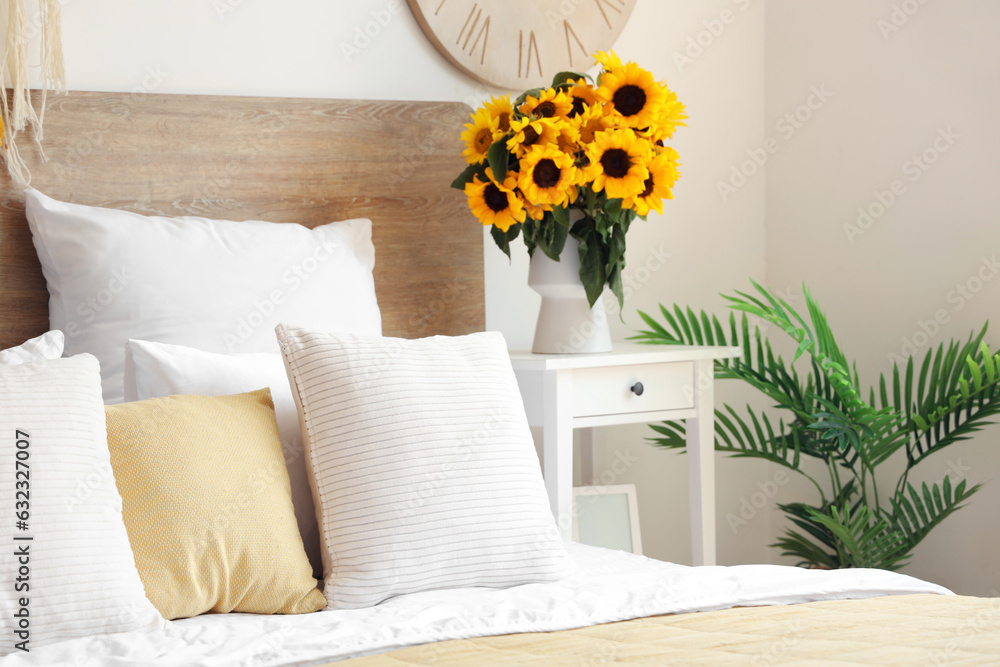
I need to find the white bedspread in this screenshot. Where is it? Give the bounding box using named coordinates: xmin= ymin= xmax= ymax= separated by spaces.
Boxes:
xmin=4 ymin=543 xmax=951 ymax=666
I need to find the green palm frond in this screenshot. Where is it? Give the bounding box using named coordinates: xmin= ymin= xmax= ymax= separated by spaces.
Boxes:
xmin=909 ymin=343 xmax=1000 ymax=460
xmin=881 ymin=330 xmax=1000 ymax=467
xmin=772 ymin=527 xmax=841 ymax=570
xmin=773 ymin=483 xmax=861 ymax=569
xmin=723 ymin=281 xmax=870 ymax=419
xmin=800 ymin=503 xmax=910 ymax=571
xmin=889 ymin=477 xmax=982 ymax=550
xmin=635 ymin=307 xmax=819 ymax=419
xmin=651 ymin=404 xmax=836 ymax=470
xmin=635 ymin=281 xmax=998 ymax=571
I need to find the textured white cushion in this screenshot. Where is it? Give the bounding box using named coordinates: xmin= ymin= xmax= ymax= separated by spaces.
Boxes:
xmin=123 ymin=338 xmax=322 ymax=580
xmin=276 ymin=325 xmax=571 ymax=609
xmin=25 ymin=189 xmax=381 ymax=404
xmin=0 ymin=355 xmax=165 ymax=654
xmin=0 ymin=330 xmax=64 ymax=365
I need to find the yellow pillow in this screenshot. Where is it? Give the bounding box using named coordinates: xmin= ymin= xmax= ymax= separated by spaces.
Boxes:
xmin=105 ymin=388 xmax=326 ymax=620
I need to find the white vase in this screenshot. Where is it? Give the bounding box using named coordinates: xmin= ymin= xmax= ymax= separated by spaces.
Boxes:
xmin=528 ymin=234 xmax=613 ymax=354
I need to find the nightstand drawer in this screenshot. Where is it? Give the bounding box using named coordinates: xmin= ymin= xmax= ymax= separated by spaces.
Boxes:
xmin=570 ymin=362 xmax=695 ymax=418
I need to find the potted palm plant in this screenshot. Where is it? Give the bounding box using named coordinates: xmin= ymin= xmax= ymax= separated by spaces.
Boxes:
xmin=634 ymin=281 xmax=1000 ymax=570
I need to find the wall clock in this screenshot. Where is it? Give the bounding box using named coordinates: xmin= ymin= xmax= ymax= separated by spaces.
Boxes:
xmin=407 ymin=0 xmax=638 ymax=90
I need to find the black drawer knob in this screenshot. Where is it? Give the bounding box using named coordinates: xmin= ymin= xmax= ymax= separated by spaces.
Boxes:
xmin=631 ymin=382 xmax=644 ymax=396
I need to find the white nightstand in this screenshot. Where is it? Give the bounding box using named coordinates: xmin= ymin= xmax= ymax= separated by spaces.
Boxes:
xmin=509 ymin=343 xmax=739 ymax=566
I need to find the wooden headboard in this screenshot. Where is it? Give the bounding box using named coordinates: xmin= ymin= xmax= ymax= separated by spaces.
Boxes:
xmin=0 ymin=91 xmax=484 ymax=349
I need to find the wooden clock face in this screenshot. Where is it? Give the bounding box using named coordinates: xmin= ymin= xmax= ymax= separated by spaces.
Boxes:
xmin=407 ymin=0 xmax=638 ymax=90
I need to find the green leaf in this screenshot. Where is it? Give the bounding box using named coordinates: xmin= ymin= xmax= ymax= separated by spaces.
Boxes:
xmin=585 ymin=186 xmax=597 ymax=214
xmin=608 ymin=261 xmax=624 ymax=312
xmin=983 ymin=344 xmax=997 ymax=385
xmin=489 ymin=223 xmax=520 ymax=260
xmin=551 ymin=71 xmax=587 ymax=87
xmin=451 ymin=161 xmax=487 ymax=190
xmin=576 ymin=231 xmax=606 ymax=308
xmin=633 ymin=309 xmax=674 ymax=342
xmin=593 ymin=211 xmax=612 ymax=239
xmin=538 ymin=216 xmax=569 ymax=261
xmin=551 ymin=206 xmax=570 ymax=227
xmin=513 ymin=87 xmax=545 ymax=110
xmin=608 ymin=223 xmax=626 ymax=270
xmin=487 ymin=139 xmax=510 ymax=183
xmin=521 ymin=217 xmax=537 ymax=257
xmin=605 ymin=197 xmax=623 ymax=219
xmin=967 ymin=355 xmax=984 ymax=391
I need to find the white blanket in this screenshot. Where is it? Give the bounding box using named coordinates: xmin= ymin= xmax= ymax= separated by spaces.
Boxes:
xmin=4 ymin=543 xmax=951 ymax=666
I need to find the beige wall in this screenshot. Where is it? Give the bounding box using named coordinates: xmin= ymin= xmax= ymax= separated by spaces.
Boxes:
xmin=36 ymin=0 xmax=993 ymax=592
xmin=765 ymin=0 xmax=1000 ymax=595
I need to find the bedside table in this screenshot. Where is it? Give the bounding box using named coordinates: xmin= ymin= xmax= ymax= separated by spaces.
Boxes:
xmin=509 ymin=343 xmax=739 ymax=566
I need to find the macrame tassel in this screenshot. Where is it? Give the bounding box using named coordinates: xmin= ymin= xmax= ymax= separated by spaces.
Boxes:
xmin=37 ymin=0 xmax=66 ymax=137
xmin=0 ymin=0 xmax=67 ymax=186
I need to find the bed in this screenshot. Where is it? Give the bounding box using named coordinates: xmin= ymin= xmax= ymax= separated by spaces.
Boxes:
xmin=0 ymin=90 xmax=997 ymax=666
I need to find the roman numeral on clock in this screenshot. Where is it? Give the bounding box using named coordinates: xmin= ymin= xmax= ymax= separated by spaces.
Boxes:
xmin=564 ymin=21 xmax=588 ymax=67
xmin=457 ymin=3 xmax=490 ymax=64
xmin=519 ymin=29 xmax=542 ymax=78
xmin=594 ymin=0 xmax=626 ymax=30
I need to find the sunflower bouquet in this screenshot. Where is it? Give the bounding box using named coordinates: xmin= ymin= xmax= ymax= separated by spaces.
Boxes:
xmin=452 ymin=50 xmax=685 ymax=308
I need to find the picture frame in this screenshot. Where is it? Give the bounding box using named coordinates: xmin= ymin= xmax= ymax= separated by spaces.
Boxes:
xmin=573 ymin=484 xmax=643 ymax=555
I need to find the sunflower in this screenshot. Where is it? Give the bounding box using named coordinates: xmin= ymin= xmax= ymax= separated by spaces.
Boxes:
xmin=504 ymin=170 xmax=552 ymax=222
xmin=506 ymin=116 xmax=562 ymax=156
xmin=566 ymin=78 xmax=599 ymax=118
xmin=518 ymin=88 xmax=573 ymax=120
xmin=464 ymin=173 xmax=526 ymax=232
xmin=554 ymin=121 xmax=582 ymax=156
xmin=573 ymin=102 xmax=614 ymax=145
xmin=518 ymin=145 xmax=579 ymax=208
xmin=596 ymin=62 xmax=666 ymax=130
xmin=646 ymin=90 xmax=688 ymax=143
xmin=483 ymin=95 xmax=514 ymax=134
xmin=583 ymin=127 xmax=652 ymax=199
xmin=594 ymin=50 xmax=623 ymax=71
xmin=622 ymin=148 xmax=680 ymax=216
xmin=461 ymin=107 xmax=499 ymax=164
xmin=518 ymin=190 xmax=550 ymax=221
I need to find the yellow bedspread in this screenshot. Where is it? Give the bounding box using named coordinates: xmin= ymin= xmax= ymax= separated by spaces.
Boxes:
xmin=334 ymin=594 xmax=999 ymax=666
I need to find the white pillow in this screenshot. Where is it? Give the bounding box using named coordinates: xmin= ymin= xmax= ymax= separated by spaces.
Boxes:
xmin=25 ymin=189 xmax=382 ymax=404
xmin=0 ymin=355 xmax=165 ymax=654
xmin=123 ymin=338 xmax=322 ymax=580
xmin=276 ymin=324 xmax=572 ymax=610
xmin=0 ymin=330 xmax=64 ymax=365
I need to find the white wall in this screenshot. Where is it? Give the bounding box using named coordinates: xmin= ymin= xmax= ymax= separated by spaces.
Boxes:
xmin=765 ymin=0 xmax=1000 ymax=595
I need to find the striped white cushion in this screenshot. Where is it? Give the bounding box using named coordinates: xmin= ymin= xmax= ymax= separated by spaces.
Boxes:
xmin=276 ymin=325 xmax=570 ymax=609
xmin=0 ymin=355 xmax=164 ymax=655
